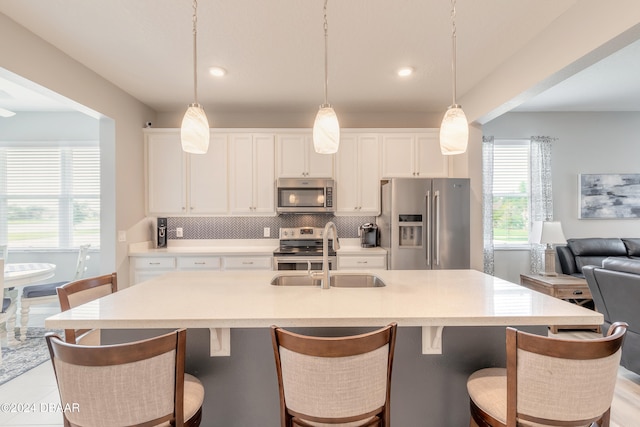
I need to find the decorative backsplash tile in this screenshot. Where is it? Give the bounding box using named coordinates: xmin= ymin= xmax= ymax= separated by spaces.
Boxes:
xmin=166 ymin=215 xmax=376 ymax=240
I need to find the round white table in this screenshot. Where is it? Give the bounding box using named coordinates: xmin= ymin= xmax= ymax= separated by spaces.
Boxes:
xmin=2 ymin=263 xmax=56 ymax=348
xmin=3 ymin=263 xmax=56 ymax=288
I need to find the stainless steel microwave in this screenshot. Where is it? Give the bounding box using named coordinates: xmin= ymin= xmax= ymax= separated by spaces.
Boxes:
xmin=276 ymin=178 xmax=335 ymax=214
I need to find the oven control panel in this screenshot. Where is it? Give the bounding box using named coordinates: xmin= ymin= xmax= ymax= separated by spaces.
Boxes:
xmin=279 ymin=227 xmax=324 ymax=239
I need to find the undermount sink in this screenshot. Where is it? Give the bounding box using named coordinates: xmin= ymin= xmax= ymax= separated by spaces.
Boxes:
xmin=270 ymin=273 xmax=385 ymax=288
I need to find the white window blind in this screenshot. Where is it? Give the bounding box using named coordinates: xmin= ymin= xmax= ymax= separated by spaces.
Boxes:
xmin=0 ymin=141 xmax=100 ymax=249
xmin=492 ymin=140 xmax=530 ymax=245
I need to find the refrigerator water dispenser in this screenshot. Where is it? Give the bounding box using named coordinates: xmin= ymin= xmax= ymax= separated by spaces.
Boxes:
xmin=398 ymin=215 xmax=422 ymax=247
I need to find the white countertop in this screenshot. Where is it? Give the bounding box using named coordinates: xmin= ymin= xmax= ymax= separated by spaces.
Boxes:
xmin=46 ymin=269 xmax=601 ymax=329
xmin=128 ymin=238 xmax=386 ymax=256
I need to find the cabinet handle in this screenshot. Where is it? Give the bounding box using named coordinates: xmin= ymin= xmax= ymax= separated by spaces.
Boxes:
xmin=242 ymin=261 xmax=254 ymax=265
xmin=182 ymin=207 xmax=186 ymax=211
xmin=149 ymin=262 xmax=161 ymax=265
xmin=194 ymin=262 xmax=206 ymax=265
xmin=357 ymin=261 xmax=368 ymax=264
xmin=573 ymin=290 xmax=583 ymax=295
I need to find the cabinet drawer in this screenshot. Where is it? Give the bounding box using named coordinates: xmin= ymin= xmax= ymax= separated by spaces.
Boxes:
xmin=555 ymin=287 xmax=592 ymax=300
xmin=134 ymin=257 xmax=176 ymax=270
xmin=177 ymin=256 xmax=221 ymax=270
xmin=338 ymin=255 xmax=386 ymax=269
xmin=224 ymin=256 xmax=272 ymax=270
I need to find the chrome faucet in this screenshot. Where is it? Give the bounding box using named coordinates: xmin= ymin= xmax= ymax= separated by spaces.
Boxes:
xmin=310 ymin=221 xmax=340 ymax=289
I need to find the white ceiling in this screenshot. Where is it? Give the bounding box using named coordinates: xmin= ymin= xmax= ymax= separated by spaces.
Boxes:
xmin=1 ymin=0 xmax=639 ymax=119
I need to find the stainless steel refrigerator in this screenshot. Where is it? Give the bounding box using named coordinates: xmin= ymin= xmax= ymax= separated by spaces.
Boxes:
xmin=377 ymin=178 xmax=470 ymax=270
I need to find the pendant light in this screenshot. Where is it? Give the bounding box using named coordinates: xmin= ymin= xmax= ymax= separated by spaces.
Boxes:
xmin=313 ymin=0 xmax=340 ymax=154
xmin=181 ymin=0 xmax=210 ymax=154
xmin=439 ymin=0 xmax=468 ymax=155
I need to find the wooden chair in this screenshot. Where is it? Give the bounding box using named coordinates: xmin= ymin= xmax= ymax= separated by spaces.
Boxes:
xmin=46 ymin=328 xmax=204 ymax=427
xmin=56 ymin=272 xmax=118 ymax=345
xmin=271 ymin=323 xmax=397 ymax=427
xmin=467 ymin=322 xmax=628 ymax=427
xmin=20 ymin=244 xmax=91 ymax=341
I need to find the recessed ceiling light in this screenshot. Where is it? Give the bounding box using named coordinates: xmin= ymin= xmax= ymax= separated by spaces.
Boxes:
xmin=209 ymin=66 xmax=227 ymax=77
xmin=0 ymin=107 xmax=16 ymax=117
xmin=397 ymin=67 xmax=414 ymax=77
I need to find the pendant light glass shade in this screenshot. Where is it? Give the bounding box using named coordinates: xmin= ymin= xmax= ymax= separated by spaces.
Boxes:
xmin=313 ymin=105 xmax=340 ymax=154
xmin=181 ymin=0 xmax=209 ymax=154
xmin=181 ymin=103 xmax=210 ymax=154
xmin=439 ymin=105 xmax=468 ymax=155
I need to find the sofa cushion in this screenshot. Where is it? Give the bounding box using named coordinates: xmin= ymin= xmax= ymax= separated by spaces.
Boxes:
xmin=622 ymin=238 xmax=640 ymax=257
xmin=568 ymin=238 xmax=628 ymax=272
xmin=602 ymin=257 xmax=640 ymax=275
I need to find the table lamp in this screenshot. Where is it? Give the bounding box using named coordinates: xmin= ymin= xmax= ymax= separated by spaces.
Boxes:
xmin=530 ymin=221 xmax=566 ymax=276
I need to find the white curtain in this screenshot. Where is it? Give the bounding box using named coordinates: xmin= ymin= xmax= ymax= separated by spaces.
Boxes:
xmin=529 ymin=136 xmax=555 ymax=274
xmin=482 ymin=136 xmax=494 ymax=275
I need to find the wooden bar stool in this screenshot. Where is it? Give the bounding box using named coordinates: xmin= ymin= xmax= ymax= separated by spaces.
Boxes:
xmin=271 ymin=323 xmax=397 ymax=427
xmin=467 ymin=322 xmax=628 ymax=427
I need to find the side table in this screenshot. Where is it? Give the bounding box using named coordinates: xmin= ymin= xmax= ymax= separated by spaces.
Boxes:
xmin=519 ymin=273 xmax=600 ymax=333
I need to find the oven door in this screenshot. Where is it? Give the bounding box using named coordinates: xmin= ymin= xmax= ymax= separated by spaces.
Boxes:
xmin=274 ymin=257 xmax=336 ymax=271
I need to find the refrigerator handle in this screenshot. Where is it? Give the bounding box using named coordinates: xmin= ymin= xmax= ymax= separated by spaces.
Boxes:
xmin=434 ymin=190 xmax=440 ymax=266
xmin=426 ymin=191 xmax=431 ymax=267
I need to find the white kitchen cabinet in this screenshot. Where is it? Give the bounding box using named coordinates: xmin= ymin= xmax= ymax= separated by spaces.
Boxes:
xmin=335 ymin=134 xmax=381 ymax=215
xmin=188 ymin=134 xmax=228 ymax=214
xmin=229 ymin=134 xmax=275 ymax=215
xmin=381 ymin=131 xmax=449 ymax=178
xmin=131 ymin=256 xmax=177 ymax=284
xmin=276 ymin=133 xmax=334 ymax=178
xmin=177 ymin=256 xmax=221 ymax=270
xmin=337 ymin=254 xmax=387 ymax=270
xmin=223 ymin=255 xmax=272 ymax=270
xmin=146 ymin=132 xmax=187 ymax=215
xmin=146 ymin=130 xmax=228 ymax=215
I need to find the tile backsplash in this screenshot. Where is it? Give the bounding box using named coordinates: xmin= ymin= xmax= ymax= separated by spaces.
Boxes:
xmin=166 ymin=215 xmax=376 ymax=240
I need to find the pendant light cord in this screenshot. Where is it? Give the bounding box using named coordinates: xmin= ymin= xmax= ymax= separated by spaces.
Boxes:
xmin=322 ymin=0 xmax=329 ymax=107
xmin=192 ymin=0 xmax=199 ymax=105
xmin=450 ymin=0 xmax=457 ymax=106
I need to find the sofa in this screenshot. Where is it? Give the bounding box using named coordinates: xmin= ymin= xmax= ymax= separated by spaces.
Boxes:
xmin=583 ymin=257 xmax=640 ymax=375
xmin=556 ymin=237 xmax=640 ymax=278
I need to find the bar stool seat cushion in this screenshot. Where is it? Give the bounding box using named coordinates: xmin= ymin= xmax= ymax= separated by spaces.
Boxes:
xmin=156 ymin=374 xmax=204 ymax=427
xmin=467 ymin=368 xmax=508 ymax=425
xmin=22 ymin=281 xmax=66 ymax=298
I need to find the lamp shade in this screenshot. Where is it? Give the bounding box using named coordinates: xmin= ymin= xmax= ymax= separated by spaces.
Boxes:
xmin=313 ymin=106 xmax=340 ymax=154
xmin=181 ymin=104 xmax=210 ymax=154
xmin=439 ymin=106 xmax=468 ymax=155
xmin=529 ymin=221 xmax=566 ymax=245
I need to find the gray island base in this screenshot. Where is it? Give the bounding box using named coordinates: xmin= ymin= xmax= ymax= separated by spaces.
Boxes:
xmin=104 ymin=325 xmax=546 ymax=426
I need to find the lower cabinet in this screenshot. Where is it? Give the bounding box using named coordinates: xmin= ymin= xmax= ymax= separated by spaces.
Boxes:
xmin=131 ymin=254 xmax=273 ymax=285
xmin=337 ymin=254 xmax=387 ymax=270
xmin=223 ymin=256 xmax=273 ymax=270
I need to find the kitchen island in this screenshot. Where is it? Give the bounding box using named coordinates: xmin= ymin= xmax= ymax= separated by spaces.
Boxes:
xmin=45 ymin=269 xmax=603 ymax=426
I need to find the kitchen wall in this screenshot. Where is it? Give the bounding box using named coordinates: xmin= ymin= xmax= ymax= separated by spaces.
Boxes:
xmin=166 ymin=215 xmax=376 ymax=241
xmin=1 ymin=13 xmax=156 ymax=288
xmin=483 ymin=111 xmax=640 ymax=284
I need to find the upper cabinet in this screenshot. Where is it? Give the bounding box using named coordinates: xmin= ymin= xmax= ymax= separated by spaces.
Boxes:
xmin=146 ymin=131 xmax=187 ymax=215
xmin=146 ymin=130 xmax=228 ymax=216
xmin=381 ymin=131 xmax=449 ymax=178
xmin=229 ymin=133 xmax=275 ymax=215
xmin=276 ymin=133 xmax=334 ymax=178
xmin=335 ymin=134 xmax=381 ymax=215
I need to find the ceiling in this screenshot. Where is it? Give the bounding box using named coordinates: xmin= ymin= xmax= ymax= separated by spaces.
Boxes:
xmin=1 ymin=0 xmax=639 ymax=121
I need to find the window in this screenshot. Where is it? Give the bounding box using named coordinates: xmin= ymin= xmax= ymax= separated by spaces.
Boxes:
xmin=492 ymin=140 xmax=530 ymax=246
xmin=0 ymin=141 xmax=100 ymax=249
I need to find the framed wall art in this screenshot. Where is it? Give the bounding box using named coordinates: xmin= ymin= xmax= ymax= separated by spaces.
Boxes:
xmin=579 ymin=173 xmax=640 ymax=219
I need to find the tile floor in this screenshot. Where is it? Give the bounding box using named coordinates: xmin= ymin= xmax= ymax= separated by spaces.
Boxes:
xmin=1 ymin=304 xmax=639 ymax=426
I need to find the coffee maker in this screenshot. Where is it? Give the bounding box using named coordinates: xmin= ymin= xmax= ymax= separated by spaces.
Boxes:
xmin=359 ymin=223 xmax=378 ymax=248
xmin=156 ymin=217 xmax=167 ymax=248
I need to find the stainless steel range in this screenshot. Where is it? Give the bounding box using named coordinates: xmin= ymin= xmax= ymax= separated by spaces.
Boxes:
xmin=273 ymin=227 xmax=336 ymax=271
